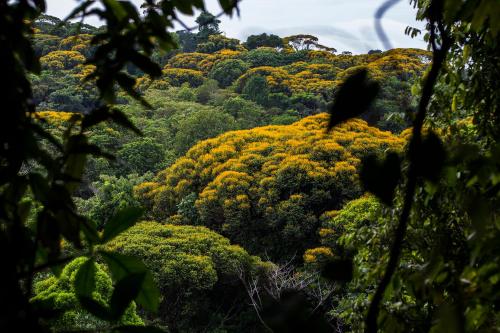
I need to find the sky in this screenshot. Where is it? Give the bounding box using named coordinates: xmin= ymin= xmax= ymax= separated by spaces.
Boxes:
xmin=45 ymin=0 xmax=427 ymax=54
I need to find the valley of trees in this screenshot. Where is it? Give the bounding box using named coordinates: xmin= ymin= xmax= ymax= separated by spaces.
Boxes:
xmin=1 ymin=0 xmax=500 ymax=332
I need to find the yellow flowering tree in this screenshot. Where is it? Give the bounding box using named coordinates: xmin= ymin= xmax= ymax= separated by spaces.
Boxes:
xmin=162 ymin=67 xmax=205 ymax=87
xmin=137 ymin=114 xmax=404 ymax=258
xmin=40 ymin=50 xmax=86 ymax=70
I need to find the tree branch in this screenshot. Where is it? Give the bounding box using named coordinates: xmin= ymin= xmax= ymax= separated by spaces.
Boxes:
xmin=365 ymin=9 xmax=452 ymax=333
xmin=174 ymin=0 xmax=242 ymax=32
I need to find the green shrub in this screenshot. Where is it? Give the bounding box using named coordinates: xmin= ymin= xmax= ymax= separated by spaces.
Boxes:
xmin=208 ymin=59 xmax=249 ymax=88
xmin=31 ymin=257 xmax=143 ymax=331
xmin=105 ymin=221 xmax=270 ymax=331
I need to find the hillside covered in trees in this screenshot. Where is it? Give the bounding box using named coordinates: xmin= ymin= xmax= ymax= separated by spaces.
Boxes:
xmin=32 ymin=13 xmax=429 ymax=199
xmin=23 ymin=12 xmax=430 ymax=332
xmin=3 ymin=1 xmax=500 ymax=332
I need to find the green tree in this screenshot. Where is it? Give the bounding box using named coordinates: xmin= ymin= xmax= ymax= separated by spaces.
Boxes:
xmin=197 ymin=34 xmax=242 ymax=53
xmin=117 ymin=138 xmax=166 ymax=175
xmin=242 ymin=75 xmax=270 ymax=106
xmin=34 ymin=14 xmax=97 ymax=37
xmin=196 ymin=11 xmax=221 ymax=42
xmin=290 ymin=92 xmax=326 ymax=115
xmin=306 ymin=196 xmax=386 ymax=331
xmin=173 ymin=108 xmax=237 ymax=154
xmin=222 ymin=96 xmax=267 ymax=128
xmin=31 ymin=257 xmax=143 ymax=331
xmin=208 ymin=58 xmax=250 ymax=87
xmin=284 ymin=34 xmax=336 ymax=52
xmin=244 ymin=33 xmax=284 ymax=50
xmin=163 ymin=68 xmax=205 ymax=87
xmin=242 ymin=47 xmax=283 ymax=67
xmin=176 ymin=30 xmax=198 ymax=52
xmin=270 ymin=109 xmax=300 ymax=125
xmin=267 ymin=92 xmax=292 ymax=110
xmin=175 ymin=83 xmax=197 ymax=101
xmin=105 ymin=221 xmax=270 ymax=332
xmin=195 ymin=79 xmax=220 ymax=104
xmin=75 ymin=173 xmax=151 ymax=230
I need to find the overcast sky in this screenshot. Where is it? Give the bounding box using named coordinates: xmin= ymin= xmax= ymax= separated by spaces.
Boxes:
xmin=45 ymin=0 xmax=427 ymax=54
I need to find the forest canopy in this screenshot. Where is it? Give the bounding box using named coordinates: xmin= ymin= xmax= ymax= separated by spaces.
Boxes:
xmin=2 ymin=0 xmax=500 ymax=332
xmin=137 ymin=114 xmax=404 ymax=259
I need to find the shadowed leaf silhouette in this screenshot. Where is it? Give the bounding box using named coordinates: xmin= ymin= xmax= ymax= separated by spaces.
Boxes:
xmin=100 ymin=207 xmax=144 ymax=244
xmin=360 ymin=152 xmax=401 ymax=205
xmin=415 ymin=131 xmax=446 ymax=183
xmin=321 ymin=258 xmax=354 ymax=282
xmin=327 ymin=69 xmax=380 ymax=130
xmin=261 ymin=290 xmax=332 ymax=333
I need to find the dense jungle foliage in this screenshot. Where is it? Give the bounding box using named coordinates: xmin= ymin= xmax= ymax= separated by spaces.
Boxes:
xmin=1 ymin=0 xmax=500 ymax=332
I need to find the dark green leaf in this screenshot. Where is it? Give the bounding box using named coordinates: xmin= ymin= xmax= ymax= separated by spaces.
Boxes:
xmin=31 ymin=298 xmax=63 ymax=320
xmin=29 ymin=173 xmax=50 ymax=204
xmin=81 ymin=106 xmax=112 ymax=130
xmin=321 ymin=258 xmax=353 ymax=282
xmin=327 ymin=69 xmax=380 ymax=130
xmin=101 ymin=207 xmax=144 ymax=243
xmin=465 ymin=195 xmax=491 ymax=235
xmin=64 ymin=0 xmax=95 ymax=22
xmin=360 ymin=152 xmax=402 ymax=205
xmin=56 ymin=208 xmax=83 ymax=248
xmin=130 ymin=51 xmax=162 ymax=78
xmin=100 ymin=251 xmax=146 ymax=279
xmin=100 ymin=251 xmax=160 ymax=312
xmin=33 ymin=0 xmax=46 ymax=12
xmin=172 ymin=0 xmax=203 ymax=15
xmin=103 ymin=0 xmax=128 ymax=20
xmin=109 ymin=272 xmax=146 ymax=318
xmin=30 ymin=122 xmax=63 ymax=152
xmin=74 ymin=258 xmax=96 ymax=298
xmin=81 ymin=219 xmax=101 ymax=245
xmin=115 ymin=72 xmax=152 ymax=108
xmin=37 ymin=211 xmax=62 ymax=258
xmin=109 ymin=108 xmax=143 ymax=135
xmin=83 ymin=107 xmax=142 ymax=135
xmin=78 ymin=296 xmax=113 ymax=321
xmin=64 ymin=134 xmax=88 ymax=191
xmin=415 ymin=131 xmax=446 ymax=183
xmin=261 ymin=290 xmax=332 ymax=333
xmin=75 ymin=143 xmax=115 ymax=160
xmin=218 ymin=0 xmax=238 ymax=13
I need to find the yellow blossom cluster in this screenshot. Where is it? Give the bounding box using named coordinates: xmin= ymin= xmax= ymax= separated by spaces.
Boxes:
xmin=303 ymin=246 xmax=334 ymax=264
xmin=168 ymin=49 xmax=242 ymax=73
xmin=162 ymin=67 xmax=205 ymax=87
xmin=40 ymin=50 xmax=86 ymax=70
xmin=59 ymin=34 xmax=93 ymax=53
xmin=232 ymin=49 xmax=429 ymax=97
xmin=168 ymin=52 xmax=210 ymax=71
xmin=235 ymin=66 xmax=336 ymax=96
xmin=33 ymin=111 xmax=82 ymax=139
xmin=197 ymin=49 xmax=242 ymax=73
xmin=34 ymin=111 xmax=80 ymax=123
